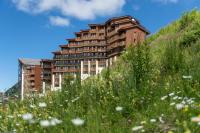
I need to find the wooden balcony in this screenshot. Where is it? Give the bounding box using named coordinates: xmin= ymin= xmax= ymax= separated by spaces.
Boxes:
xmin=107 ymin=34 xmax=126 ymax=43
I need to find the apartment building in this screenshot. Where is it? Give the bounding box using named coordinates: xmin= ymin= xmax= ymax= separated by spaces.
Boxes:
xmin=18 ymin=58 xmax=42 ymax=100
xmin=18 ymin=15 xmax=149 ymax=98
xmin=52 ymin=15 xmax=149 ymax=90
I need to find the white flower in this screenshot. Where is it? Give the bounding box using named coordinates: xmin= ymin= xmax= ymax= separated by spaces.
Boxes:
xmin=178 ymin=97 xmax=182 ymax=100
xmin=161 ymin=96 xmax=168 ymax=100
xmin=22 ymin=113 xmax=33 ymax=121
xmin=159 ymin=117 xmax=165 ymax=123
xmin=50 ymin=118 xmax=62 ymax=126
xmin=16 ymin=123 xmax=20 ymax=126
xmin=150 ymin=119 xmax=156 ymax=123
xmin=30 ymin=104 xmax=36 ymax=108
xmin=72 ymin=97 xmax=80 ymax=102
xmin=173 ymin=96 xmax=178 ymax=100
xmin=71 ymin=118 xmax=85 ymax=126
xmin=115 ymin=106 xmax=123 ymax=112
xmin=187 ymin=99 xmax=194 ymax=104
xmin=7 ymin=115 xmax=14 ymax=119
xmin=39 ymin=102 xmax=47 ymax=108
xmin=169 ymin=93 xmax=175 ymax=97
xmin=140 ymin=121 xmax=146 ymax=124
xmin=191 ymin=117 xmax=200 ymax=122
xmin=181 ymin=101 xmax=186 ymax=105
xmin=176 ymin=103 xmax=184 ymax=110
xmin=40 ymin=120 xmax=50 ymax=127
xmin=182 ymin=75 xmax=192 ymax=79
xmin=132 ymin=126 xmax=143 ymax=131
xmin=170 ymin=102 xmax=175 ymax=106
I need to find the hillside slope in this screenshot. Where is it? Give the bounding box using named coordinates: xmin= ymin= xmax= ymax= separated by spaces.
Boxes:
xmin=1 ymin=10 xmax=200 ymax=133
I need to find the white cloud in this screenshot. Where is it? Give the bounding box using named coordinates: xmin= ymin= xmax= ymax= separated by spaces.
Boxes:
xmin=154 ymin=0 xmax=179 ymax=4
xmin=12 ymin=0 xmax=126 ymax=20
xmin=49 ymin=16 xmax=70 ymax=27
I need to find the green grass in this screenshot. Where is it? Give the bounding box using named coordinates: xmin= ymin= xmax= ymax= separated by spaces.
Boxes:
xmin=1 ymin=9 xmax=200 ymax=133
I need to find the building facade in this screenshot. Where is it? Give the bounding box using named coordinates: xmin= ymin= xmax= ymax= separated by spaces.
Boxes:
xmin=18 ymin=59 xmax=42 ymax=100
xmin=18 ymin=15 xmax=149 ymax=99
xmin=52 ymin=16 xmax=149 ymax=90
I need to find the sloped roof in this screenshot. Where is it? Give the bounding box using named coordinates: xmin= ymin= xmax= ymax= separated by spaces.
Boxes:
xmin=19 ymin=58 xmax=41 ymax=66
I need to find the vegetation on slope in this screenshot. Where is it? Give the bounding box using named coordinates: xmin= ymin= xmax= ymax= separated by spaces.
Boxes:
xmin=1 ymin=10 xmax=200 ymax=133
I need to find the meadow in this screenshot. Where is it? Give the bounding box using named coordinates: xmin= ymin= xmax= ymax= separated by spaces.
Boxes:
xmin=1 ymin=10 xmax=200 ymax=133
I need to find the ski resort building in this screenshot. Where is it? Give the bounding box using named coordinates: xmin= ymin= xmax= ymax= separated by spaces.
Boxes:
xmin=18 ymin=15 xmax=149 ymax=99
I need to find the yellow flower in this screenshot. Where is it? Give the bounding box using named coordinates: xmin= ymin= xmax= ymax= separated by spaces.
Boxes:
xmin=168 ymin=131 xmax=173 ymax=133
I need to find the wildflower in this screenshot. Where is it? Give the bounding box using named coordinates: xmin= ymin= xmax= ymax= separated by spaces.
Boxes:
xmin=169 ymin=93 xmax=175 ymax=97
xmin=173 ymin=96 xmax=178 ymax=100
xmin=22 ymin=113 xmax=33 ymax=121
xmin=181 ymin=101 xmax=186 ymax=105
xmin=115 ymin=106 xmax=123 ymax=112
xmin=176 ymin=103 xmax=184 ymax=110
xmin=161 ymin=96 xmax=168 ymax=100
xmin=16 ymin=123 xmax=20 ymax=126
xmin=71 ymin=118 xmax=85 ymax=126
xmin=132 ymin=126 xmax=143 ymax=131
xmin=182 ymin=75 xmax=192 ymax=79
xmin=178 ymin=97 xmax=182 ymax=100
xmin=50 ymin=118 xmax=62 ymax=126
xmin=187 ymin=99 xmax=194 ymax=104
xmin=30 ymin=104 xmax=36 ymax=108
xmin=40 ymin=120 xmax=50 ymax=127
xmin=191 ymin=117 xmax=200 ymax=122
xmin=7 ymin=115 xmax=14 ymax=119
xmin=72 ymin=97 xmax=80 ymax=102
xmin=150 ymin=119 xmax=156 ymax=123
xmin=39 ymin=102 xmax=47 ymax=108
xmin=140 ymin=121 xmax=146 ymax=124
xmin=159 ymin=117 xmax=165 ymax=123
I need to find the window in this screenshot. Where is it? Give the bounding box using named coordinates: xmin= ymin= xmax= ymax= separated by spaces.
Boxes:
xmin=91 ymin=26 xmax=96 ymax=30
xmin=91 ymin=33 xmax=96 ymax=37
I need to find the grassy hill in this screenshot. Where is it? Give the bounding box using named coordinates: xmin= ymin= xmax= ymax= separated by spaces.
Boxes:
xmin=1 ymin=10 xmax=200 ymax=133
xmin=5 ymin=82 xmax=20 ymax=97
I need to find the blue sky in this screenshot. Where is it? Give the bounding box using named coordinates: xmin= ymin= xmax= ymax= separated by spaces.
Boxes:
xmin=0 ymin=0 xmax=199 ymax=91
